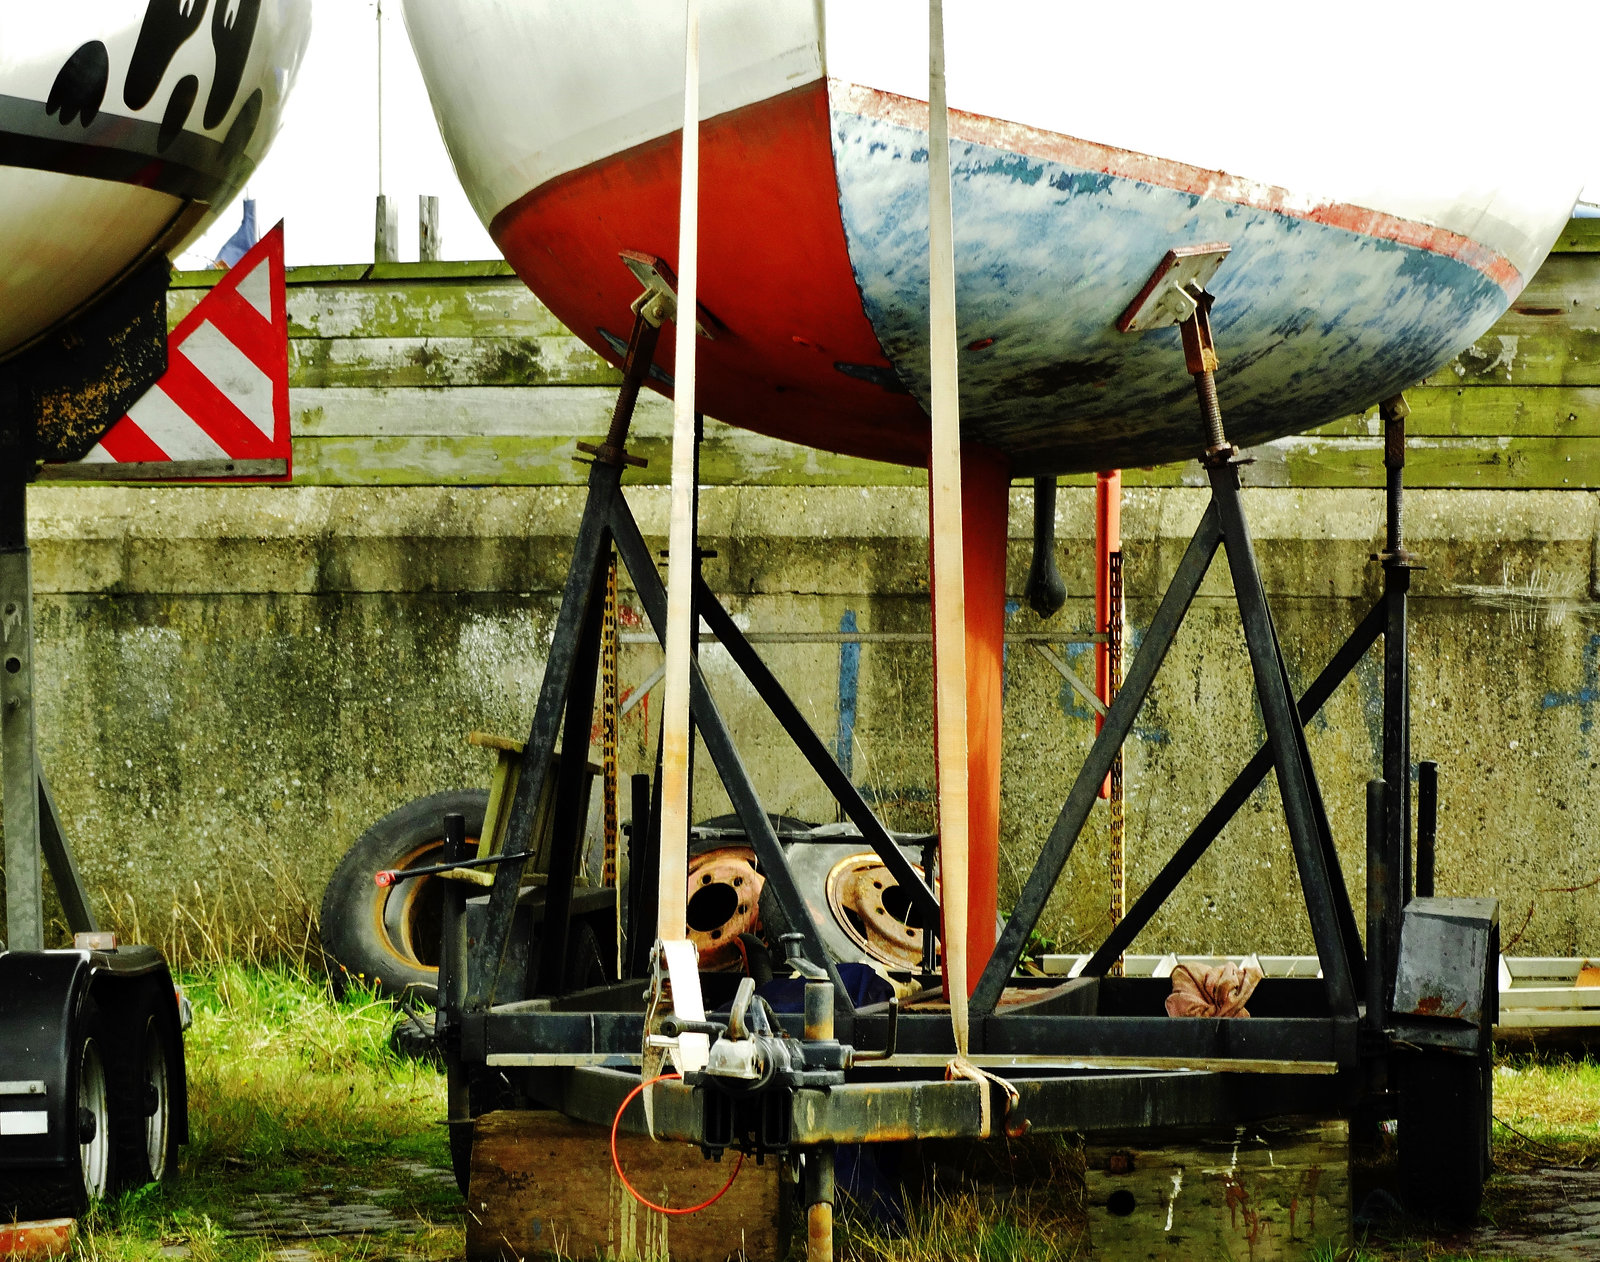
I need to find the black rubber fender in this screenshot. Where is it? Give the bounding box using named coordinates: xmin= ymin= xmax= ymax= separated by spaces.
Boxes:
xmin=0 ymin=951 xmax=90 ymax=1187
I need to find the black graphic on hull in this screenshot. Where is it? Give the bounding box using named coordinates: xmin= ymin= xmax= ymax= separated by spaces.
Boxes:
xmin=205 ymin=0 xmax=261 ymax=130
xmin=158 ymin=74 xmax=200 ymax=151
xmin=47 ymin=41 xmax=110 ymax=127
xmin=125 ymin=0 xmax=209 ymax=112
xmin=219 ymin=88 xmax=261 ymax=164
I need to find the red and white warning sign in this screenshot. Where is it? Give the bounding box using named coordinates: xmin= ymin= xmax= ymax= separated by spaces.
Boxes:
xmin=68 ymin=224 xmax=291 ymax=482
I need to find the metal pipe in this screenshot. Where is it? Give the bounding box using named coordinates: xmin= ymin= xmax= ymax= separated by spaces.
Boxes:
xmin=804 ymin=979 xmax=834 ymax=1044
xmin=803 ymin=1146 xmax=836 ymax=1262
xmin=1416 ymin=760 xmax=1438 ymax=899
xmin=1366 ymin=780 xmax=1389 ymax=1029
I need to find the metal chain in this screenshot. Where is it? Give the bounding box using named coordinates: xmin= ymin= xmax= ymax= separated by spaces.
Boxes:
xmin=1107 ymin=549 xmax=1126 ymax=978
xmin=601 ymin=553 xmax=621 ymax=973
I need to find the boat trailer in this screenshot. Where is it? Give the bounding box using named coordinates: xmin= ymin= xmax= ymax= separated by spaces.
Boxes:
xmin=0 ymin=265 xmax=190 ymax=1220
xmin=424 ymin=254 xmax=1499 ymax=1254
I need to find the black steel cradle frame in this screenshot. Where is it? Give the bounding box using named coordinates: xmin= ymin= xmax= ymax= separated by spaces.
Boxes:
xmin=434 ymin=271 xmax=1500 ymax=1223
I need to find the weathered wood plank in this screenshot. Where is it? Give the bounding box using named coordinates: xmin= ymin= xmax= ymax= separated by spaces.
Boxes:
xmin=289 ymin=337 xmax=619 ymax=388
xmin=1308 ymin=385 xmax=1600 ymax=438
xmin=1549 ymin=217 xmax=1600 ymax=254
xmin=291 ymin=385 xmax=660 ymax=436
xmin=290 ymin=433 xmax=926 ymax=487
xmin=170 ymin=278 xmax=570 ymax=339
xmin=286 ymin=414 xmax=1600 ymax=488
xmin=465 ymin=1109 xmax=783 ymax=1262
xmin=1245 ymin=434 xmax=1600 ymax=490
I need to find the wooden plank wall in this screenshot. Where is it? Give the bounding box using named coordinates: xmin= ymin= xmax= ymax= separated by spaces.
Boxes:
xmin=168 ymin=218 xmax=1600 ymax=490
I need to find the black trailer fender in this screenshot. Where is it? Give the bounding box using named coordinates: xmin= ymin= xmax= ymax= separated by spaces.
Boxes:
xmin=0 ymin=947 xmax=188 ymax=1184
xmin=0 ymin=951 xmax=86 ymax=1180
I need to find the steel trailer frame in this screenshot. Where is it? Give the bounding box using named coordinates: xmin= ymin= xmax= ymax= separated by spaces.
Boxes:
xmin=440 ymin=265 xmax=1500 ymax=1236
xmin=0 ymin=268 xmax=192 ymax=1217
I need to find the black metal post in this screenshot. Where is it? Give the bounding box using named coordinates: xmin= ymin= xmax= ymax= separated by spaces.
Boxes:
xmin=533 ymin=553 xmax=611 ymax=995
xmin=1380 ymin=396 xmax=1413 ymax=973
xmin=1416 ymin=760 xmax=1438 ymax=899
xmin=0 ymin=439 xmax=43 ymax=951
xmin=623 ymin=771 xmax=653 ymax=975
xmin=467 ymin=311 xmax=659 ymax=1010
xmin=971 ymin=505 xmax=1224 ymax=1014
xmin=1366 ymin=780 xmax=1389 ymax=1030
xmin=438 ymin=813 xmax=473 ymax=1170
xmin=1084 ymin=600 xmax=1385 ymax=975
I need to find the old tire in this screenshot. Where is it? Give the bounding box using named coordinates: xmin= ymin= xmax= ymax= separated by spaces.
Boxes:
xmin=320 ymin=789 xmax=487 ymax=1002
xmin=1398 ymin=1048 xmax=1492 ymax=1223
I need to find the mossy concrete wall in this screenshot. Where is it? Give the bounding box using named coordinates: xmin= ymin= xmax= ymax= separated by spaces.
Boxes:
xmin=8 ymin=482 xmax=1599 ymax=957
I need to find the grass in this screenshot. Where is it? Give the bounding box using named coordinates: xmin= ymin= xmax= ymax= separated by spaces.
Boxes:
xmin=68 ymin=962 xmax=461 ymax=1262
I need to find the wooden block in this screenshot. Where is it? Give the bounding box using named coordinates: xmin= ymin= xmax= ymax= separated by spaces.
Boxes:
xmin=466 ymin=1109 xmax=783 ymax=1262
xmin=1085 ymin=1118 xmax=1347 ymax=1261
xmin=0 ymin=1218 xmax=75 ymax=1259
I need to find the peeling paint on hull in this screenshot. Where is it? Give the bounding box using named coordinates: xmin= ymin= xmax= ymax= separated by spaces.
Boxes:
xmin=830 ymin=91 xmax=1516 ymax=473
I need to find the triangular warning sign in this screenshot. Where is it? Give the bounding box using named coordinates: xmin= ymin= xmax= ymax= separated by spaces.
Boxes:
xmin=45 ymin=224 xmax=291 ymax=483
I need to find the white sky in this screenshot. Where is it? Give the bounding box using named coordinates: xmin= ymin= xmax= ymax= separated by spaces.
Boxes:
xmin=178 ymin=2 xmax=497 ymax=268
xmin=179 ymin=1 xmax=1600 ymax=270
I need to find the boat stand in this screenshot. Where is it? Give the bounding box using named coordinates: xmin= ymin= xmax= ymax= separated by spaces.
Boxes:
xmin=442 ymin=256 xmax=1501 ymax=1249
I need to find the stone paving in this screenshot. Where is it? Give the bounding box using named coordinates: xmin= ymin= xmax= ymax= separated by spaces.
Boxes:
xmin=1471 ymin=1168 xmax=1600 ymax=1262
xmin=213 ymin=1161 xmax=457 ymax=1255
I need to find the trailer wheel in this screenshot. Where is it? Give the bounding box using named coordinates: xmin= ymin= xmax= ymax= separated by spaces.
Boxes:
xmin=72 ymin=1005 xmax=115 ymax=1209
xmin=1398 ymin=1048 xmax=1492 ymax=1223
xmin=320 ymin=789 xmax=487 ymax=1001
xmin=115 ymin=997 xmax=179 ymax=1188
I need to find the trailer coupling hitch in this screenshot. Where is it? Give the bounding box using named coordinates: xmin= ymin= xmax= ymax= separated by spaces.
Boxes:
xmin=678 ymin=942 xmax=858 ymax=1159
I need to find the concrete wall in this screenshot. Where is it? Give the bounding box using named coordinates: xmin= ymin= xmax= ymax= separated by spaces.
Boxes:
xmin=10 ymin=481 xmax=1598 ymax=957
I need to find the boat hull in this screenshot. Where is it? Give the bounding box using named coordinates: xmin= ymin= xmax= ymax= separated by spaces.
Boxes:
xmin=408 ymin=0 xmax=1583 ymax=473
xmin=0 ymin=4 xmax=311 ymax=363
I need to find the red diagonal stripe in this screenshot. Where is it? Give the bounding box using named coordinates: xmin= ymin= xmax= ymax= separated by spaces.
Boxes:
xmin=157 ymin=349 xmax=278 ymax=459
xmin=199 ymin=283 xmax=283 ymax=379
xmin=97 ymin=420 xmax=169 ymax=463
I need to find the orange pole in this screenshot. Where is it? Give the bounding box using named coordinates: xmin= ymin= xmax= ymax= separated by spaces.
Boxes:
xmin=931 ymin=444 xmax=1009 ymax=995
xmin=1095 ymin=470 xmax=1121 ymax=799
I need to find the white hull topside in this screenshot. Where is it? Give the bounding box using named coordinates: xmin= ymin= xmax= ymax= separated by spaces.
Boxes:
xmin=0 ymin=2 xmax=311 ymax=359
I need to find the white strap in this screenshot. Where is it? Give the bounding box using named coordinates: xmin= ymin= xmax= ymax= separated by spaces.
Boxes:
xmin=656 ymin=0 xmax=701 ymax=950
xmin=927 ymin=0 xmax=971 ymax=1060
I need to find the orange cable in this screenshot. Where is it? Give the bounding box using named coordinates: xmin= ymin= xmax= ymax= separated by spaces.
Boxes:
xmin=610 ymin=1072 xmax=744 ymax=1214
